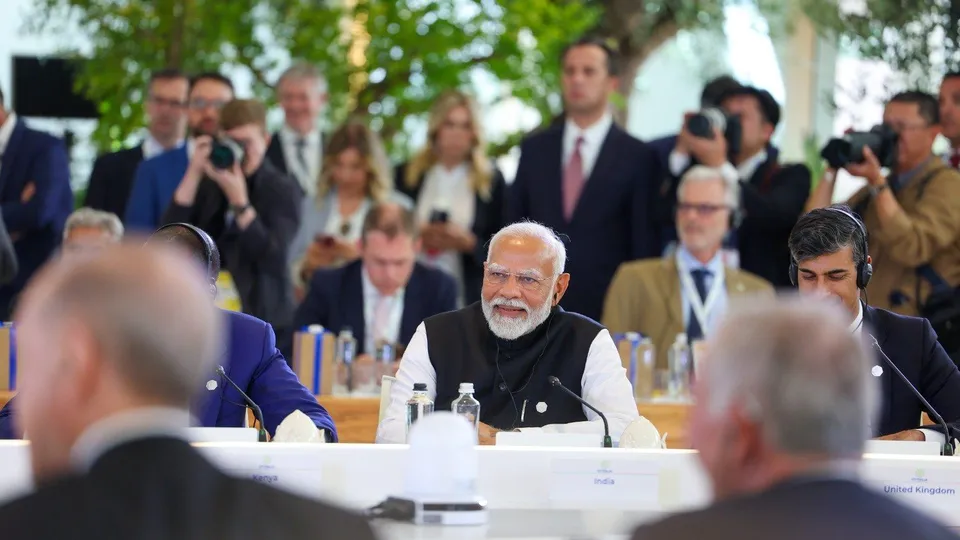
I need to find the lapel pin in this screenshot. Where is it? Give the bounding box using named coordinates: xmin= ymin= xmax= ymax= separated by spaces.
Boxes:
xmin=536 ymin=401 xmax=548 ymax=414
xmin=206 ymin=379 xmax=218 ymax=391
xmin=871 ymin=365 xmax=883 ymax=378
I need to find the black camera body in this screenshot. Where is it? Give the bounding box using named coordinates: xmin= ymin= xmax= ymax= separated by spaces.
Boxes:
xmin=820 ymin=124 xmax=898 ymax=169
xmin=685 ymin=108 xmax=743 ymax=159
xmin=209 ymin=138 xmax=245 ymax=170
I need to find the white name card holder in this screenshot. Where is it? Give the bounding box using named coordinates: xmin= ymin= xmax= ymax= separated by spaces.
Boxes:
xmin=495 ymin=432 xmax=603 ymax=448
xmin=186 ymin=428 xmax=259 ymax=443
xmin=865 ymin=440 xmax=942 ymax=456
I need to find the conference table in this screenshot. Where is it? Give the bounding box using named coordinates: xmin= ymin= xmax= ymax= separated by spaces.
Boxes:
xmin=0 ymin=391 xmax=693 ymax=448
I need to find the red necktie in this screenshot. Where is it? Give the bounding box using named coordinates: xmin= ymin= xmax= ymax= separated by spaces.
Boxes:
xmin=950 ymin=152 xmax=960 ymax=169
xmin=562 ymin=137 xmax=585 ymax=221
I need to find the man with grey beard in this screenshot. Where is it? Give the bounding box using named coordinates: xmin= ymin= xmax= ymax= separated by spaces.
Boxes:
xmin=376 ymin=221 xmax=639 ymax=445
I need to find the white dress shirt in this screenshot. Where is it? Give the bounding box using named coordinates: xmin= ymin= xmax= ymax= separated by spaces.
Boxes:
xmin=677 ymin=246 xmax=728 ymax=335
xmin=415 ymin=162 xmax=475 ymax=304
xmin=361 ymin=266 xmax=405 ymax=354
xmin=563 ymin=113 xmax=613 ymax=180
xmin=669 ymin=147 xmax=768 ymax=184
xmin=852 ymin=301 xmax=944 ymax=445
xmin=70 ymin=407 xmax=192 ymax=473
xmin=281 ymin=125 xmax=322 ymax=197
xmin=376 ymin=323 xmax=640 ymax=444
xmin=0 ymin=112 xmax=18 ymax=177
xmin=142 ymin=133 xmax=183 ymax=160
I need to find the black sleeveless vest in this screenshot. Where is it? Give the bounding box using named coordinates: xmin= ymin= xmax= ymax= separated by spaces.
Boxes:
xmin=424 ymin=302 xmax=601 ymax=430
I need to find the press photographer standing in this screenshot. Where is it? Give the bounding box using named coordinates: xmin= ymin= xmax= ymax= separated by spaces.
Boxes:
xmin=163 ymin=99 xmax=301 ymax=333
xmin=807 ymin=91 xmax=960 ymax=324
xmin=658 ymin=86 xmax=811 ymax=288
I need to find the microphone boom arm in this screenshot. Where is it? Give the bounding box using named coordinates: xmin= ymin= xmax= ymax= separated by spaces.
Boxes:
xmin=548 ymin=376 xmax=613 ymax=448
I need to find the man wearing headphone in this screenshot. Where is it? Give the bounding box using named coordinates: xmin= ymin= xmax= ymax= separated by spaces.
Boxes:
xmin=0 ymin=223 xmax=337 ymax=441
xmin=602 ymin=165 xmax=773 ymax=369
xmin=788 ymin=205 xmax=960 ymax=444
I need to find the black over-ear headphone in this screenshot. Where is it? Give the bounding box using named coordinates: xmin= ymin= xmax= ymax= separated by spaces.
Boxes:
xmin=789 ymin=207 xmax=873 ymax=289
xmin=153 ymin=223 xmax=220 ymax=295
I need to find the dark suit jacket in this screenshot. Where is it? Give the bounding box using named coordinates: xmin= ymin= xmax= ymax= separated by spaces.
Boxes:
xmin=865 ymin=304 xmax=960 ymax=439
xmin=288 ymin=259 xmax=457 ymax=358
xmin=394 ymin=161 xmax=506 ymax=304
xmin=1 ymin=310 xmax=338 ymax=441
xmin=737 ymin=158 xmax=810 ymax=289
xmin=84 ymin=145 xmax=145 ymax=218
xmin=0 ymin=436 xmax=377 ymax=540
xmin=507 ymin=122 xmax=661 ymax=320
xmin=654 ymin=150 xmax=807 ymax=288
xmin=265 ymin=131 xmax=323 ymax=178
xmin=124 ymin=146 xmax=188 ymax=232
xmin=631 ymin=478 xmax=958 ymax=540
xmin=0 ymin=118 xmax=73 ymax=320
xmin=0 ymin=208 xmax=17 ymax=285
xmin=162 ymin=160 xmax=302 ymax=330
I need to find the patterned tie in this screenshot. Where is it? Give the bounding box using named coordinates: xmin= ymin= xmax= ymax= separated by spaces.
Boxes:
xmin=686 ymin=269 xmax=711 ymax=341
xmin=295 ymin=137 xmax=309 ymax=174
xmin=562 ymin=137 xmax=585 ymax=221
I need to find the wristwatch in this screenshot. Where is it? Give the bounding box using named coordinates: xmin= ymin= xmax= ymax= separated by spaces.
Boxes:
xmin=231 ymin=203 xmax=252 ymax=216
xmin=869 ymin=184 xmax=889 ymax=197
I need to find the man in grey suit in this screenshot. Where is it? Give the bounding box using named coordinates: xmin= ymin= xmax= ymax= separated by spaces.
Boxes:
xmin=631 ymin=297 xmax=958 ymax=540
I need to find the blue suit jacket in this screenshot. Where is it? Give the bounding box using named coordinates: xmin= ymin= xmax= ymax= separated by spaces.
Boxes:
xmin=124 ymin=145 xmax=188 ymax=232
xmin=0 ymin=310 xmax=338 ymax=441
xmin=507 ymin=123 xmax=662 ymax=320
xmin=0 ymin=119 xmax=73 ymax=319
xmin=287 ymin=259 xmax=457 ymax=358
xmin=865 ymin=304 xmax=960 ymax=440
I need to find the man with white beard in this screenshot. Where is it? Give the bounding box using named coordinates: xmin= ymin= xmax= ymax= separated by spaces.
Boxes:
xmin=376 ymin=222 xmax=640 ymax=445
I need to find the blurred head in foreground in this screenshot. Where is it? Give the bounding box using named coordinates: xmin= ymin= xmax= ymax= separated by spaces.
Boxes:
xmin=690 ymin=296 xmax=878 ymax=500
xmin=14 ymin=243 xmax=222 ymax=482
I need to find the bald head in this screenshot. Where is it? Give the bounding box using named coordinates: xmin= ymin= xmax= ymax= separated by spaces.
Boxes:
xmin=15 ymin=243 xmax=223 ymax=479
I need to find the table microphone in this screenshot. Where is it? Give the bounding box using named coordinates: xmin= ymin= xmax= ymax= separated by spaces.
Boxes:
xmin=547 ymin=376 xmax=612 ymax=448
xmin=869 ymin=336 xmax=955 ymax=456
xmin=217 ymin=365 xmax=268 ymax=442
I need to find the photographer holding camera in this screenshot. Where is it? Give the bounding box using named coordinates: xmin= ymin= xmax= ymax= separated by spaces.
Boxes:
xmin=807 ymin=92 xmax=960 ymax=337
xmin=163 ymin=99 xmax=302 ymax=333
xmin=659 ymin=85 xmax=811 ymax=288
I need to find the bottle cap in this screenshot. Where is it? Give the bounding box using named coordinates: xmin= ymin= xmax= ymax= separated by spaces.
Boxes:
xmin=413 ymin=382 xmax=427 ymax=391
xmin=458 ymin=382 xmax=475 ymax=394
xmin=675 ymin=332 xmax=687 ymax=343
xmin=340 ymin=326 xmax=353 ymax=336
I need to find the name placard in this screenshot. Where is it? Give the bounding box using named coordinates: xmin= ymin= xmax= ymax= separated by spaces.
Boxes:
xmin=548 ymin=458 xmax=660 ymax=506
xmin=866 ymin=465 xmax=960 ymax=498
xmin=195 ymin=444 xmax=324 ymax=499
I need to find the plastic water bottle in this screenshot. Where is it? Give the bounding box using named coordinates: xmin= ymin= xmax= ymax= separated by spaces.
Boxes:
xmin=334 ymin=327 xmax=357 ymax=395
xmin=634 ymin=337 xmax=656 ymax=400
xmin=668 ymin=333 xmax=692 ymax=401
xmin=405 ymin=383 xmax=434 ymax=442
xmin=451 ymin=382 xmax=481 ymax=436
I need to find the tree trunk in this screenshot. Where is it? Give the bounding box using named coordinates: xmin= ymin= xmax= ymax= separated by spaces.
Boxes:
xmin=166 ymin=0 xmax=188 ymax=68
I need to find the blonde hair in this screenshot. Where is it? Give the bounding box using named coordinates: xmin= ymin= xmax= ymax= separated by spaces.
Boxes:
xmin=405 ymin=90 xmax=493 ymax=201
xmin=317 ymin=120 xmax=393 ymax=202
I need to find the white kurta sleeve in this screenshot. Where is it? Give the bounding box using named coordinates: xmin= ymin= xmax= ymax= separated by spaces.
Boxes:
xmin=375 ymin=323 xmax=438 ymax=444
xmin=518 ymin=329 xmax=639 ymax=440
